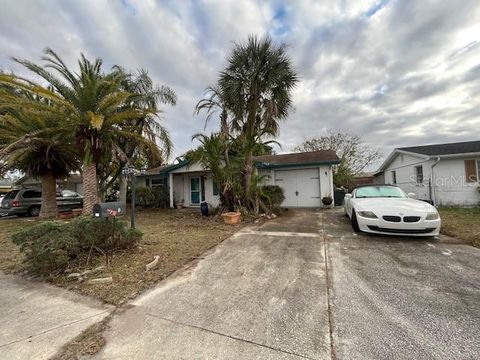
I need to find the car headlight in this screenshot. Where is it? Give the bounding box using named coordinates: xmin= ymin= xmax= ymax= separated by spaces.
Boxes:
xmin=425 ymin=212 xmax=439 ymax=220
xmin=357 ymin=211 xmax=378 ymax=219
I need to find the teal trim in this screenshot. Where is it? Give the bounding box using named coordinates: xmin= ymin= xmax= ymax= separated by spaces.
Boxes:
xmin=255 ymin=160 xmax=340 ymax=169
xmin=159 ymin=160 xmax=191 ymax=175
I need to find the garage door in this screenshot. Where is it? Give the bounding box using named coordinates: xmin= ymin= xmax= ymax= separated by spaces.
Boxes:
xmin=274 ymin=168 xmax=321 ymax=207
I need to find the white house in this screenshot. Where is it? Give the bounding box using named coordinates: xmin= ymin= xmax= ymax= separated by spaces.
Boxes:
xmin=375 ymin=140 xmax=480 ymax=206
xmin=137 ymin=150 xmax=340 ymax=209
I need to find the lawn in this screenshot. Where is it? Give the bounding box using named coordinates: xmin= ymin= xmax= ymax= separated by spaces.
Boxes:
xmin=0 ymin=209 xmax=242 ymax=305
xmin=439 ymin=207 xmax=480 ymax=248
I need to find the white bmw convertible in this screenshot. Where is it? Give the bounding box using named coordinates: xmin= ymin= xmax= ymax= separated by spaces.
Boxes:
xmin=344 ymin=185 xmax=441 ymax=236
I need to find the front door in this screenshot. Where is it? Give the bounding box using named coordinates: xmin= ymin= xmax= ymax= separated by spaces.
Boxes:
xmin=190 ymin=177 xmax=201 ymax=205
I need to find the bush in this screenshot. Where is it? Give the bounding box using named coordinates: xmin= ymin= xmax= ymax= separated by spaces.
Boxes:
xmin=261 ymin=185 xmax=285 ymax=210
xmin=129 ymin=186 xmax=170 ymax=208
xmin=11 ymin=216 xmax=142 ymax=276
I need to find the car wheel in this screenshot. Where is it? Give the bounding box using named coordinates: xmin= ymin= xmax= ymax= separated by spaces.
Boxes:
xmin=351 ymin=209 xmax=360 ymax=232
xmin=27 ymin=206 xmax=41 ymax=217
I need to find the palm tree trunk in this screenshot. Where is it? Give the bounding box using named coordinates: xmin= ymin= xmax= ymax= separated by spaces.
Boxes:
xmin=82 ymin=163 xmax=99 ymax=215
xmin=119 ymin=175 xmax=127 ymax=204
xmin=39 ymin=173 xmax=58 ymax=218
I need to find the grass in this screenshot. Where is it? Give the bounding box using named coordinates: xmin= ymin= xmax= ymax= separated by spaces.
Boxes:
xmin=439 ymin=207 xmax=480 ymax=248
xmin=0 ymin=208 xmax=242 ymax=305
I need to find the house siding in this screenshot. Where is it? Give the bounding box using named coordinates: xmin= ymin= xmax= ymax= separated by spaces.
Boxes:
xmin=432 ymin=159 xmax=480 ymax=206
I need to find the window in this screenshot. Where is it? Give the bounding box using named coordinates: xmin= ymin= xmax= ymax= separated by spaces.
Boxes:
xmin=391 ymin=171 xmax=397 ymax=184
xmin=151 ymin=179 xmax=165 ymax=187
xmin=464 ymin=160 xmax=478 ymax=183
xmin=414 ymin=165 xmax=423 ymax=185
xmin=22 ymin=190 xmax=42 ymax=198
xmin=355 ymin=186 xmax=407 ymax=199
xmin=145 ymin=178 xmax=150 ymax=187
xmin=213 ymin=181 xmax=219 ymax=196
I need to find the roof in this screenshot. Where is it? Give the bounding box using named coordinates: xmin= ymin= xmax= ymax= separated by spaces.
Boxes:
xmin=253 ymin=150 xmax=340 ymax=169
xmin=398 ymin=140 xmax=480 ymax=156
xmin=142 ymin=165 xmax=170 ymax=175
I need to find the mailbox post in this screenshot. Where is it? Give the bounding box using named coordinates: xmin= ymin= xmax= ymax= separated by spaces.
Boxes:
xmin=122 ymin=165 xmax=145 ymax=229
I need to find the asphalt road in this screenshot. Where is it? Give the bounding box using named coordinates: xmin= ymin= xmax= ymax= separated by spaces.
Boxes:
xmin=324 ymin=208 xmax=480 ymax=360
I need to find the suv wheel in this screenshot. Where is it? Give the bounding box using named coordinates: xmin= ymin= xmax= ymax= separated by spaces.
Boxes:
xmin=27 ymin=206 xmax=41 ymax=217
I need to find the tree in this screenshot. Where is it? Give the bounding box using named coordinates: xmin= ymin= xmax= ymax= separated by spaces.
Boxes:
xmin=294 ymin=131 xmax=382 ymax=186
xmin=12 ymin=49 xmax=164 ymax=214
xmin=99 ymin=68 xmax=176 ymax=202
xmin=0 ymin=76 xmax=78 ymax=218
xmin=218 ymin=36 xmax=298 ymax=203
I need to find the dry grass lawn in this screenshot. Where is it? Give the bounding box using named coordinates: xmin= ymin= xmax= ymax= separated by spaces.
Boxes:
xmin=0 ymin=208 xmax=242 ymax=305
xmin=439 ymin=207 xmax=480 ymax=248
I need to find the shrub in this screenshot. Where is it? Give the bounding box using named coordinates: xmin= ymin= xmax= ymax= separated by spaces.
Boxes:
xmin=11 ymin=216 xmax=142 ymax=276
xmin=261 ymin=185 xmax=285 ymax=210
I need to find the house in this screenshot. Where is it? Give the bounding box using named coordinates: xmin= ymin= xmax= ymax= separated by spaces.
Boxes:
xmin=350 ymin=172 xmax=375 ymax=190
xmin=0 ymin=180 xmax=13 ymax=195
xmin=374 ymin=140 xmax=480 ymax=206
xmin=15 ymin=174 xmax=83 ymax=195
xmin=137 ymin=150 xmax=340 ymax=209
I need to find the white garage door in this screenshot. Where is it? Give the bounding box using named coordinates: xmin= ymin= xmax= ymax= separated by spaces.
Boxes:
xmin=274 ymin=168 xmax=321 ymax=207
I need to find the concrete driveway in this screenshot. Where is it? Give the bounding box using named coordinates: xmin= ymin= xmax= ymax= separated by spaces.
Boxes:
xmin=97 ymin=211 xmax=331 ymax=359
xmin=324 ymin=208 xmax=480 ymax=359
xmin=97 ymin=209 xmax=479 ymax=359
xmin=0 ymin=272 xmax=113 ymax=360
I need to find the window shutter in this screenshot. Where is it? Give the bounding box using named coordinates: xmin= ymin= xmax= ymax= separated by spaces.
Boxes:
xmin=464 ymin=159 xmax=477 ymax=183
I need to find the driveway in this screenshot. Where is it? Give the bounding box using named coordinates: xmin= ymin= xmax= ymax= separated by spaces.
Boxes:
xmin=0 ymin=272 xmax=113 ymax=360
xmin=97 ymin=210 xmax=331 ymax=359
xmin=324 ymin=208 xmax=480 ymax=359
xmin=97 ymin=209 xmax=480 ymax=359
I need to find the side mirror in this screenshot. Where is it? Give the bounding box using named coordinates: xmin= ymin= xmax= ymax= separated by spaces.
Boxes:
xmin=344 ymin=194 xmax=352 ymax=199
xmin=408 ymin=192 xmax=416 ymax=198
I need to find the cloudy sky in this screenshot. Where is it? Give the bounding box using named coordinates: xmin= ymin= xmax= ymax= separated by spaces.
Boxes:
xmin=1 ymin=0 xmax=479 ymax=165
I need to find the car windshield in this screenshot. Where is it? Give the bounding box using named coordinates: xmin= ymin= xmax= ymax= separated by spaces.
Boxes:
xmin=355 ymin=186 xmax=407 ymax=198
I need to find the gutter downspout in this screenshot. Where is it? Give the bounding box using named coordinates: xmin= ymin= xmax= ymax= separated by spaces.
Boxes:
xmin=430 ymin=157 xmax=441 ymax=206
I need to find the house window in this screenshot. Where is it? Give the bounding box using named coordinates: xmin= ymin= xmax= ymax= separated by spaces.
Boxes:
xmin=464 ymin=160 xmax=478 ymax=183
xmin=415 ymin=165 xmax=423 ymax=185
xmin=145 ymin=178 xmax=150 ymax=187
xmin=151 ymin=179 xmax=164 ymax=187
xmin=213 ymin=181 xmax=219 ymax=196
xmin=391 ymin=171 xmax=397 ymax=184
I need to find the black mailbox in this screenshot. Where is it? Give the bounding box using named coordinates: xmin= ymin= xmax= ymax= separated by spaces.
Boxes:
xmin=92 ymin=202 xmax=126 ymax=218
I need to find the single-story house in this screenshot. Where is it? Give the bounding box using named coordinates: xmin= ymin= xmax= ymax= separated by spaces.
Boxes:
xmin=137 ymin=150 xmax=340 ymax=208
xmin=374 ymin=140 xmax=480 ymax=206
xmin=15 ymin=174 xmax=84 ymax=195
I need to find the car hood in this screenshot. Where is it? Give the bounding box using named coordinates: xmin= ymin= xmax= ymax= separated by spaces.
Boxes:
xmin=354 ymin=198 xmax=435 ymax=215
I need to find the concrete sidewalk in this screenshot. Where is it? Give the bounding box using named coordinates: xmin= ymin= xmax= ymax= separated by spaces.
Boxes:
xmin=0 ymin=272 xmax=113 ymax=360
xmin=97 ymin=211 xmax=331 ymax=359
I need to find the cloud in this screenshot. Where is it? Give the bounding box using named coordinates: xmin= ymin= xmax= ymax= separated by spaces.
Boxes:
xmin=0 ymin=0 xmax=479 ymax=169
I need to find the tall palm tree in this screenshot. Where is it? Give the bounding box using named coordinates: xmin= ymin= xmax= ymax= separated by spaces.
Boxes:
xmin=100 ymin=68 xmax=176 ymax=201
xmin=12 ymin=49 xmax=162 ymax=214
xmin=0 ymin=76 xmax=78 ymax=218
xmin=218 ymin=36 xmax=298 ymax=198
xmin=195 ymin=86 xmax=230 ymax=138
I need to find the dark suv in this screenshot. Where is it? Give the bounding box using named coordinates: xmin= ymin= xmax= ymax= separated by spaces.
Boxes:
xmin=0 ymin=189 xmax=83 ymax=217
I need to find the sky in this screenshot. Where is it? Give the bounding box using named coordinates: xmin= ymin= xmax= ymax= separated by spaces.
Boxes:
xmin=0 ymin=0 xmax=479 ymax=167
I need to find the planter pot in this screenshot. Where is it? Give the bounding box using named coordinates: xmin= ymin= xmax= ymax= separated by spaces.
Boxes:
xmin=221 ymin=212 xmax=241 ymax=225
xmin=322 ymin=197 xmax=333 ymax=206
xmin=72 ymin=208 xmax=82 ymax=217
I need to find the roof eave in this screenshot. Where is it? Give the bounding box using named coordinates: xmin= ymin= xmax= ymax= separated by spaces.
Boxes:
xmin=255 ymin=160 xmax=341 ymax=169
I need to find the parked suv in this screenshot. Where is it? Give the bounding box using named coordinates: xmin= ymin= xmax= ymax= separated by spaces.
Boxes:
xmin=0 ymin=189 xmax=83 ymax=217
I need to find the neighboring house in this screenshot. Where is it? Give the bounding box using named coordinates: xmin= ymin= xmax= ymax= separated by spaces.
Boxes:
xmin=374 ymin=140 xmax=480 ymax=206
xmin=16 ymin=174 xmax=84 ymax=195
xmin=350 ymin=172 xmax=375 ymax=190
xmin=137 ymin=150 xmax=340 ymax=209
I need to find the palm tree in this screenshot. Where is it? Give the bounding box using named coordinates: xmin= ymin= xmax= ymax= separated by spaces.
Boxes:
xmin=101 ymin=68 xmax=176 ymax=202
xmin=218 ymin=36 xmax=298 ymax=199
xmin=0 ymin=76 xmax=77 ymax=218
xmin=195 ymin=86 xmax=230 ymax=138
xmin=12 ymin=49 xmax=163 ymax=214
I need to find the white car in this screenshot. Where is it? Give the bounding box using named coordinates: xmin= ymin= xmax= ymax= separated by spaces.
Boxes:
xmin=344 ymin=185 xmax=441 ymax=237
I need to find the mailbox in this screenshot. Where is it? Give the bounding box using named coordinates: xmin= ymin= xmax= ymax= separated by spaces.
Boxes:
xmin=92 ymin=202 xmax=126 ymax=218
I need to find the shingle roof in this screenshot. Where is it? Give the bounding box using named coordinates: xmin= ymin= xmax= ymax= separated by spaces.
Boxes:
xmin=253 ymin=150 xmax=340 ymax=168
xmin=398 ymin=140 xmax=480 ymax=156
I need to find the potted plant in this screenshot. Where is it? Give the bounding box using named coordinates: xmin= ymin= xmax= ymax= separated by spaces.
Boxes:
xmin=322 ymin=195 xmax=333 ymax=206
xmin=175 ymin=198 xmax=184 ymax=209
xmin=221 ymin=211 xmax=241 ymax=225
